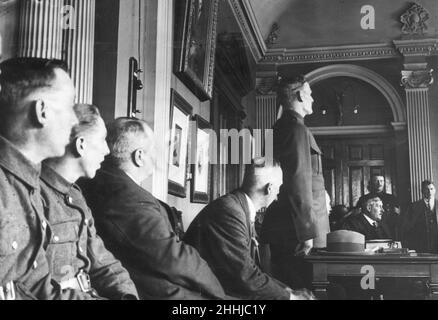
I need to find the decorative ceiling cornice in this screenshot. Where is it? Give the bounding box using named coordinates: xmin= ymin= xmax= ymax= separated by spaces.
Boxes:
xmin=229 ymin=2 xmax=438 ymax=65
xmin=259 ymin=43 xmax=402 ymax=65
xmin=393 ymin=38 xmax=438 ymax=57
xmin=227 ymin=0 xmax=266 ymax=63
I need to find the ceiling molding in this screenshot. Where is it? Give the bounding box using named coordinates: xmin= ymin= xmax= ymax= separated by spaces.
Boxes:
xmin=260 ymin=43 xmax=402 ymax=65
xmin=227 ymin=0 xmax=266 ymax=63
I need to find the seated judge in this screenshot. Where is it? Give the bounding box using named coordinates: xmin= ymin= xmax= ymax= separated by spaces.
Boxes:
xmin=184 ymin=158 xmax=314 ymax=300
xmin=342 ymin=197 xmax=392 ymax=240
xmin=355 ymin=175 xmax=401 ymax=239
xmin=402 ymin=180 xmax=438 ymax=253
xmin=81 ymin=118 xmax=226 ymax=300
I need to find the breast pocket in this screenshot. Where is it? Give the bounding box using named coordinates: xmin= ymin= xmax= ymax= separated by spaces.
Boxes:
xmin=48 ymin=222 xmax=79 ymax=279
xmin=0 ymin=213 xmax=30 ymax=257
xmin=310 ymin=137 xmax=323 ymax=175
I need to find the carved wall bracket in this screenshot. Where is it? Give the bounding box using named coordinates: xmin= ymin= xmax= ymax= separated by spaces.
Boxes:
xmin=400 ymin=3 xmax=430 ymax=36
xmin=265 ymin=23 xmax=279 ymax=49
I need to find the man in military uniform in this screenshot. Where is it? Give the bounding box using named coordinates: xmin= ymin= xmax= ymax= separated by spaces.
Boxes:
xmin=260 ymin=76 xmax=330 ymax=289
xmin=0 ymin=58 xmax=79 ymax=299
xmin=355 ymin=175 xmax=400 ymax=240
xmin=41 ymin=104 xmax=138 ymax=300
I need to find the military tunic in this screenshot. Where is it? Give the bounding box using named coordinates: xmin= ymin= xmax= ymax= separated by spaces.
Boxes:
xmin=40 ymin=165 xmax=138 ymax=300
xmin=0 ymin=136 xmax=89 ymax=300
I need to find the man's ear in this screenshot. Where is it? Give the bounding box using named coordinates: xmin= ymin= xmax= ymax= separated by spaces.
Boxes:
xmin=265 ymin=183 xmax=273 ymax=195
xmin=74 ymin=137 xmax=86 ymax=157
xmin=133 ymin=149 xmax=144 ymax=168
xmin=296 ymin=91 xmax=303 ymax=103
xmin=34 ymin=99 xmax=49 ymax=126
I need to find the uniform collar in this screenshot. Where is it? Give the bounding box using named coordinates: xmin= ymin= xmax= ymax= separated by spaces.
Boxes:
xmin=40 ymin=164 xmax=77 ymax=195
xmin=0 ymin=135 xmax=41 ymax=190
xmin=282 ymin=109 xmax=305 ymax=124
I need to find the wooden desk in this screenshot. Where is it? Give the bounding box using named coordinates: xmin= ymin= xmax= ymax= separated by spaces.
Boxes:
xmin=305 ymin=253 xmax=438 ymax=300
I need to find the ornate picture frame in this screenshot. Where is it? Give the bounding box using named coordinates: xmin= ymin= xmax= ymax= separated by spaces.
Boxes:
xmin=190 ymin=115 xmax=212 ymax=204
xmin=168 ymin=89 xmax=193 ymax=198
xmin=173 ymin=0 xmax=219 ymax=101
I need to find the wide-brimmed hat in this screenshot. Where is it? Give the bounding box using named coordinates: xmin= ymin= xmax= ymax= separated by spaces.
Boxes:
xmin=327 ymin=230 xmax=365 ymax=253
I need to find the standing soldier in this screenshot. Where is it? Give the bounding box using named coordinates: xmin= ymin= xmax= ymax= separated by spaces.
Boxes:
xmin=261 ymin=76 xmax=330 ymax=289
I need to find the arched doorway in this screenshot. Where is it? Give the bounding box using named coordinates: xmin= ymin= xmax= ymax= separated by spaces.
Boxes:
xmin=304 ymin=65 xmax=409 ymax=209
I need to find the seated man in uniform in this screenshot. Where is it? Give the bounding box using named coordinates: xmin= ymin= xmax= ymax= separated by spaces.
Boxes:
xmin=0 ymin=58 xmax=86 ymax=300
xmin=82 ymin=118 xmax=226 ymax=300
xmin=184 ymin=158 xmax=314 ymax=300
xmin=41 ymin=104 xmax=138 ymax=300
xmin=342 ymin=197 xmax=392 ymax=240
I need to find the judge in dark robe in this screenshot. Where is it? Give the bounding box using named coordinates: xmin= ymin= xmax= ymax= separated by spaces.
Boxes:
xmin=184 ymin=159 xmax=314 ymax=300
xmin=342 ymin=197 xmax=391 ymax=240
xmin=402 ymin=180 xmax=438 ymax=253
xmin=355 ymin=175 xmax=401 ymax=240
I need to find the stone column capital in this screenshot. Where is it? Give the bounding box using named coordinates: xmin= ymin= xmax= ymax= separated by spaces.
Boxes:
xmin=401 ymin=69 xmax=434 ymax=89
xmin=255 ymin=71 xmax=278 ymax=96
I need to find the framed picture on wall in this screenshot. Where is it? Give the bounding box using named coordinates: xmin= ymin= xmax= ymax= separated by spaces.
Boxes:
xmin=190 ymin=115 xmax=212 ymax=204
xmin=173 ymin=0 xmax=220 ymax=101
xmin=168 ymin=89 xmax=193 ymax=198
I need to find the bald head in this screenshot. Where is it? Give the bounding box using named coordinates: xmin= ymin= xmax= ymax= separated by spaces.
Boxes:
xmin=107 ymin=118 xmax=154 ymax=172
xmin=242 ymin=158 xmax=283 ymax=208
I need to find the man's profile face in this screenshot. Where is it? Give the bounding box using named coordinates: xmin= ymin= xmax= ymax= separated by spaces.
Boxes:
xmin=79 ymin=118 xmax=110 ymax=179
xmin=43 ymin=68 xmax=77 ymax=157
xmin=267 ymin=167 xmax=283 ymax=207
xmin=371 ymin=175 xmax=385 ymax=193
xmin=367 ymin=199 xmax=384 ymax=222
xmin=300 ymin=82 xmax=314 ymax=116
xmin=423 ymin=184 xmax=436 ymax=201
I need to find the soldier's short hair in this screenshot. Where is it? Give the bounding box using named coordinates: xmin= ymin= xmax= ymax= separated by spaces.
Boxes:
xmin=277 ymin=75 xmax=307 ymax=108
xmin=0 ymin=58 xmax=69 ymax=133
xmin=70 ymin=104 xmax=102 ymax=141
xmin=106 ymin=117 xmax=154 ymax=167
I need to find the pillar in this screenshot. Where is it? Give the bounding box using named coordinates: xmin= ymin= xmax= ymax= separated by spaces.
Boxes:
xmin=394 ymin=39 xmax=437 ymax=201
xmin=62 ymin=0 xmax=95 ymax=104
xmin=18 ymin=0 xmax=63 ymax=59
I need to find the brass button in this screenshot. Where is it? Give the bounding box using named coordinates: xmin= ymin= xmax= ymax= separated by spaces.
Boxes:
xmin=33 ymin=261 xmax=38 ymax=269
xmin=53 ymin=236 xmax=60 ymax=243
xmin=78 ymin=246 xmax=84 ymax=253
xmin=11 ymin=241 xmax=18 ymax=250
xmin=84 ymin=219 xmax=89 ymax=226
xmin=66 ymin=196 xmax=73 ymax=205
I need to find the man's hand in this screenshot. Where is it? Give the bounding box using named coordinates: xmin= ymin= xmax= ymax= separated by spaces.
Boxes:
xmin=287 ymin=288 xmax=316 ymax=300
xmin=295 ymin=239 xmax=313 ymax=257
